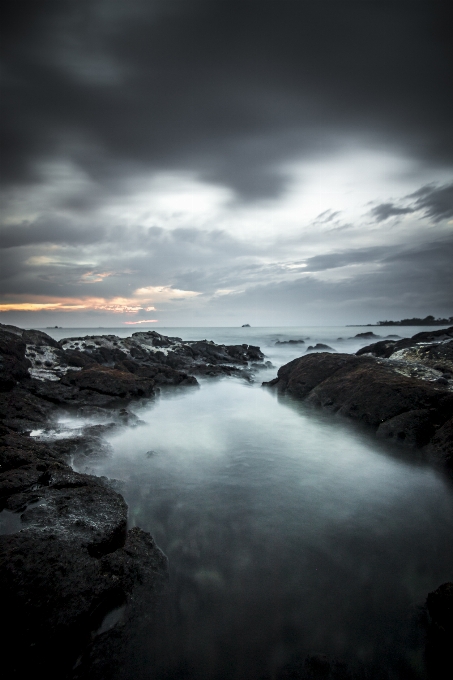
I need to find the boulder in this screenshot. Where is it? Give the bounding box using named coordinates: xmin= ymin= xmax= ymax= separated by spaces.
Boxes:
xmin=306 ymin=343 xmax=335 ymax=352
xmin=0 ymin=439 xmax=168 ymax=678
xmin=264 ymin=352 xmax=453 ymax=470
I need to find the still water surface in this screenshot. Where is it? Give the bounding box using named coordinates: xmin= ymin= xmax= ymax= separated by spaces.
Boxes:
xmin=43 ymin=326 xmax=453 ymax=678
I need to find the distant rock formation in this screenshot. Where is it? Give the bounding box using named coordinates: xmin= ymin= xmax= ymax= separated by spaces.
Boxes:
xmin=306 ymin=343 xmax=335 ymax=352
xmin=275 ymin=339 xmax=305 ymax=345
xmin=353 ymin=331 xmax=380 ymax=339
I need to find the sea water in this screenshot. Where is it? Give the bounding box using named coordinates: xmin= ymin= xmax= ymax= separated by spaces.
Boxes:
xmin=41 ymin=326 xmax=453 ymax=679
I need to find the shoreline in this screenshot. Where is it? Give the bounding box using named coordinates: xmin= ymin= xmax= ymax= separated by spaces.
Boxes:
xmin=1 ymin=323 xmax=452 ymax=677
xmin=0 ymin=323 xmax=265 ymax=677
xmin=264 ymin=326 xmax=453 ymax=475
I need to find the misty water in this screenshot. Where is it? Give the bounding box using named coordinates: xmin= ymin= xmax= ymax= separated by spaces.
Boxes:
xmin=48 ymin=327 xmax=453 ymax=678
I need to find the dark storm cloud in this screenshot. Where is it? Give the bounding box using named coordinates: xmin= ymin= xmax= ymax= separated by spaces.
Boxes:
xmin=1 ymin=0 xmax=452 ymax=200
xmin=370 ymin=204 xmax=415 ymax=222
xmin=0 ymin=215 xmax=107 ymax=248
xmin=409 ymin=183 xmax=453 ymax=222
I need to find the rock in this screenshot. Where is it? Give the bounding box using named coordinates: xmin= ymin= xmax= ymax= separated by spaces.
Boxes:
xmin=306 ymin=343 xmax=335 ymax=352
xmin=353 ymin=331 xmax=380 ymax=339
xmin=0 ymin=385 xmax=55 ymax=430
xmin=264 ymin=352 xmax=453 ymax=471
xmin=425 ymin=582 xmax=453 ymax=680
xmin=0 ymin=429 xmax=168 ymax=677
xmin=275 ymin=339 xmax=305 ymax=345
xmin=57 ymin=330 xmax=264 ymax=381
xmin=242 ymin=323 xmax=251 ymax=327
xmin=0 ymin=327 xmax=32 ymax=391
xmin=62 ymin=365 xmax=157 ymax=399
xmin=424 ymin=417 xmax=453 ymax=469
xmin=376 ymin=408 xmax=437 ymax=447
xmin=357 ymin=326 xmax=453 ymax=359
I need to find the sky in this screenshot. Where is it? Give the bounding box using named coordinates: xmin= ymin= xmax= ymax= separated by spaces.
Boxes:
xmin=1 ymin=0 xmax=452 ymax=328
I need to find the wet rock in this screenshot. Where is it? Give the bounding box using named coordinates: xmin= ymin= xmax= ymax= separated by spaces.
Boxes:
xmin=265 ymin=353 xmax=363 ymax=398
xmin=0 ymin=438 xmax=168 ymax=678
xmin=425 ymin=582 xmax=453 ymax=680
xmin=353 ymin=331 xmax=380 ymax=339
xmin=0 ymin=327 xmax=32 ymax=390
xmin=57 ymin=330 xmax=264 ymax=380
xmin=376 ymin=408 xmax=437 ymax=447
xmin=0 ymin=386 xmax=55 ymax=430
xmin=264 ymin=352 xmax=453 ymax=471
xmin=1 ymin=518 xmax=167 ymax=678
xmin=62 ymin=365 xmax=157 ymax=399
xmin=357 ymin=326 xmax=453 ymax=359
xmin=275 ymin=339 xmax=305 ymax=345
xmin=424 ymin=417 xmax=453 ymax=469
xmin=306 ymin=343 xmax=335 ymax=352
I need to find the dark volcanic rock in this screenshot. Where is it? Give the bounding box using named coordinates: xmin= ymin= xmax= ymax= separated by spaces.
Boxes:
xmin=57 ymin=330 xmax=264 ymax=382
xmin=353 ymin=331 xmax=380 ymax=339
xmin=275 ymin=339 xmax=305 ymax=345
xmin=0 ymin=385 xmax=55 ymax=430
xmin=376 ymin=408 xmax=437 ymax=447
xmin=264 ymin=351 xmax=453 ymax=471
xmin=0 ymin=328 xmax=32 ymax=391
xmin=357 ymin=325 xmax=453 ymax=359
xmin=0 ymin=323 xmax=265 ymax=677
xmin=424 ymin=417 xmax=453 ymax=469
xmin=306 ymin=343 xmax=335 ymax=352
xmin=305 ymin=361 xmax=452 ymax=428
xmin=62 ymin=365 xmax=157 ymax=399
xmin=0 ymin=431 xmax=168 ymax=677
xmin=425 ymin=582 xmax=453 ymax=680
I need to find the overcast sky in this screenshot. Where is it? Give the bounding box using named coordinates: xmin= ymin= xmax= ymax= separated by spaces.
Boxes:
xmin=1 ymin=0 xmax=452 ymax=328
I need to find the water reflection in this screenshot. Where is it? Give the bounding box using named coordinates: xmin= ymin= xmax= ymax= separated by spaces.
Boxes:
xmin=80 ymin=377 xmax=453 ymax=679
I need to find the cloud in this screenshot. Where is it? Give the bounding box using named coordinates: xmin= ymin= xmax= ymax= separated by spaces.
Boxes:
xmin=409 ymin=183 xmax=453 ymax=222
xmin=370 ymin=203 xmax=414 ymax=222
xmin=301 ymin=247 xmax=391 ymax=272
xmin=1 ymin=1 xmax=452 ymax=202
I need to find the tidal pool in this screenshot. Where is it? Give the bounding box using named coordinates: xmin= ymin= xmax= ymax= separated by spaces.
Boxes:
xmin=76 ymin=375 xmax=453 ymax=679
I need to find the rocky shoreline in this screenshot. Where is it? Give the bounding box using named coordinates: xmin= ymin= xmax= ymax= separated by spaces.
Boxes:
xmin=0 ymin=323 xmax=265 ymax=677
xmin=264 ymin=326 xmax=453 ymax=474
xmin=1 ymin=323 xmax=452 ymax=677
xmin=264 ymin=326 xmax=453 ymax=677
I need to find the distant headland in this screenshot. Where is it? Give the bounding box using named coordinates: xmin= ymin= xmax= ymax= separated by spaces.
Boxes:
xmin=348 ymin=315 xmax=453 ymax=327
